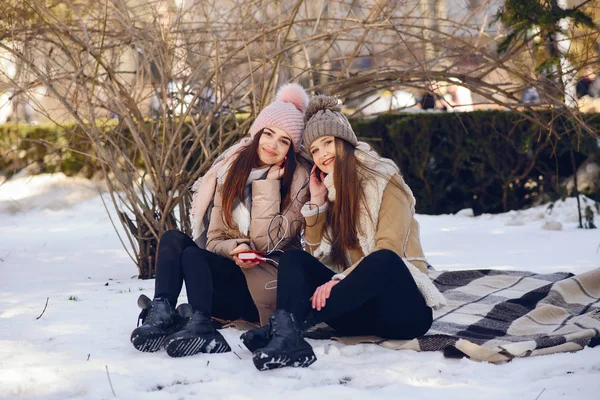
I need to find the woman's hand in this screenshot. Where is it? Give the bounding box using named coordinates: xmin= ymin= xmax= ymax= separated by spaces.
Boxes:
xmin=266 ymin=158 xmax=285 ymax=180
xmin=310 ymin=280 xmax=339 ymax=311
xmin=231 ymin=244 xmax=260 ymax=269
xmin=308 ymin=165 xmax=328 ymax=207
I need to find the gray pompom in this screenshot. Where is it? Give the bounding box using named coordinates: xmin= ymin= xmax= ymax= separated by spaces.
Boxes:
xmin=305 ymin=95 xmax=341 ymax=122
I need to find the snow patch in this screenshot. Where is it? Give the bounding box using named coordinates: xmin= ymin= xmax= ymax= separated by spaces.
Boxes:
xmin=0 ymin=173 xmax=107 ymax=214
xmin=0 ymin=174 xmax=598 ymax=399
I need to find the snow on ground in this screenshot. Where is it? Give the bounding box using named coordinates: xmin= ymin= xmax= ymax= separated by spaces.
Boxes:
xmin=0 ymin=174 xmax=599 ymax=400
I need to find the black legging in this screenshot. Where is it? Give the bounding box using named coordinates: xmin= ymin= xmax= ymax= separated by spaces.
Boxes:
xmin=276 ymin=249 xmax=432 ymax=340
xmin=154 ymin=230 xmax=259 ymax=323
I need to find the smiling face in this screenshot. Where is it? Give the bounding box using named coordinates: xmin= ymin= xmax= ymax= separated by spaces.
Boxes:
xmin=257 ymin=127 xmax=292 ymax=166
xmin=309 ymin=135 xmax=337 ymax=174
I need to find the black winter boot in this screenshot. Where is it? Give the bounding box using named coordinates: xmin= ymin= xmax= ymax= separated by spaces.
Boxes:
xmin=130 ymin=295 xmax=186 ymax=352
xmin=240 ymin=324 xmax=272 ymax=352
xmin=165 ymin=304 xmax=231 ymax=357
xmin=252 ymin=310 xmax=316 ymax=371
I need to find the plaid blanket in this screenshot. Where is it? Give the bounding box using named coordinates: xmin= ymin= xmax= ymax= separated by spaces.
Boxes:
xmin=331 ymin=268 xmax=600 ymax=363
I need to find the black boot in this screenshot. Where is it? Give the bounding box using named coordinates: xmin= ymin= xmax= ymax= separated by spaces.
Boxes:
xmin=252 ymin=310 xmax=316 ymax=371
xmin=165 ymin=304 xmax=231 ymax=357
xmin=240 ymin=324 xmax=272 ymax=352
xmin=130 ymin=295 xmax=186 ymax=352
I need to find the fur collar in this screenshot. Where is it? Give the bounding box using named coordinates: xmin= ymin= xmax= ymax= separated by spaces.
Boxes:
xmin=218 ymin=162 xmax=270 ymax=235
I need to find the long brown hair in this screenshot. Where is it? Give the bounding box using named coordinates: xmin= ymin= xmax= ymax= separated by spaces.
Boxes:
xmin=323 ymin=138 xmax=368 ymax=269
xmin=323 ymin=139 xmax=410 ymax=269
xmin=221 ymin=129 xmax=298 ymax=230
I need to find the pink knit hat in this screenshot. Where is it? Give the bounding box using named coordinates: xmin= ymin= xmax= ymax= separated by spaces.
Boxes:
xmin=249 ymin=83 xmax=310 ymax=152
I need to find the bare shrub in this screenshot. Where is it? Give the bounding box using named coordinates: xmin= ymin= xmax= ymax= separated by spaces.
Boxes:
xmin=1 ymin=0 xmax=598 ymax=276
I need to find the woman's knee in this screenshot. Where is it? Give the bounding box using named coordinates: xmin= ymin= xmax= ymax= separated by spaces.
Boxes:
xmin=362 ymin=250 xmax=408 ymax=277
xmin=279 ymin=249 xmax=310 ymax=268
xmin=278 ymin=250 xmax=312 ymax=278
xmin=367 ymin=249 xmax=401 ymax=264
xmin=181 ymin=246 xmax=210 ymax=270
xmin=160 ymin=229 xmax=191 ymax=248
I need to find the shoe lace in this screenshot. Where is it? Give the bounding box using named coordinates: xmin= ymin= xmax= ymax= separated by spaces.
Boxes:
xmin=137 ymin=308 xmax=148 ymax=327
xmin=137 ymin=298 xmax=171 ymax=327
xmin=270 ymin=312 xmax=301 ymax=337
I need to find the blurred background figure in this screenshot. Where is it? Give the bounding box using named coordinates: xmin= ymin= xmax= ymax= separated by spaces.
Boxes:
xmin=576 ymin=67 xmax=600 ymax=99
xmin=521 ymin=86 xmax=540 ymax=105
xmin=443 ymin=78 xmax=474 ymax=112
xmin=358 ymin=90 xmax=416 ymax=115
xmin=417 ymin=85 xmax=436 ymax=110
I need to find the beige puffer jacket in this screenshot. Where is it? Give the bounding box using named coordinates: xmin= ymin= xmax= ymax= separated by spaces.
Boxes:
xmin=302 ymin=172 xmax=447 ymax=310
xmin=303 ymin=175 xmax=427 ymax=274
xmin=206 ymin=163 xmax=309 ymax=325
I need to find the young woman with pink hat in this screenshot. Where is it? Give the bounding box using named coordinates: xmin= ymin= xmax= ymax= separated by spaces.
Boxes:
xmin=130 ymin=83 xmax=311 ymax=358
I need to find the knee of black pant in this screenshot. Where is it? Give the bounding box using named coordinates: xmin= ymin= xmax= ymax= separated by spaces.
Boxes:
xmin=367 ymin=249 xmax=400 ymax=264
xmin=279 ymin=249 xmax=309 ymax=268
xmin=181 ymin=245 xmax=205 ymax=263
xmin=160 ymin=229 xmax=188 ymax=248
xmin=363 ymin=249 xmax=405 ymax=274
xmin=278 ymin=250 xmax=309 ymax=276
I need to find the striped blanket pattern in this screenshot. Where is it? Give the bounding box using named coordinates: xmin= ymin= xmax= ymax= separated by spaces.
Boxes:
xmin=332 ymin=268 xmax=600 ymax=363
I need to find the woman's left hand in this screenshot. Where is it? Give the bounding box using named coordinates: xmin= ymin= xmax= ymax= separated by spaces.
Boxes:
xmin=310 ymin=280 xmax=339 ymax=311
xmin=266 ymin=158 xmax=285 ymax=180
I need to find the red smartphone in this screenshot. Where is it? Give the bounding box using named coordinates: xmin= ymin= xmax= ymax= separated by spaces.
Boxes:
xmin=237 ymin=252 xmax=267 ymax=262
xmin=314 ymin=166 xmax=324 ymax=182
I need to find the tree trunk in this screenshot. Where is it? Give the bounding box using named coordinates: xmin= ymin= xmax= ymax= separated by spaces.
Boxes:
xmin=570 ymin=148 xmax=583 ymax=229
xmin=555 ymin=0 xmax=577 ymax=107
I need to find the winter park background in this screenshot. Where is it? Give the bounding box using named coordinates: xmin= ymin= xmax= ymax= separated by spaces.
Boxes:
xmin=0 ymin=173 xmax=599 ymax=400
xmin=3 ymin=0 xmax=600 ymax=399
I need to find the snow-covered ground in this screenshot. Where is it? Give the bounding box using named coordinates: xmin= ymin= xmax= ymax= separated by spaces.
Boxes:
xmin=1 ymin=174 xmax=599 ymax=400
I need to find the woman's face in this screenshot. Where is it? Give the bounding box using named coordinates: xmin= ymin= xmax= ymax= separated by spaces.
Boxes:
xmin=309 ymin=136 xmax=336 ymax=174
xmin=257 ymin=127 xmax=292 ymax=166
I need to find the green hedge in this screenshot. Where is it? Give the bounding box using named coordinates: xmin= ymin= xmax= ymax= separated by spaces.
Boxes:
xmin=352 ymin=111 xmax=600 ymax=214
xmin=1 ymin=111 xmax=598 ymax=214
xmin=0 ymin=122 xmax=99 ymax=178
xmin=0 ymin=118 xmax=214 ymax=179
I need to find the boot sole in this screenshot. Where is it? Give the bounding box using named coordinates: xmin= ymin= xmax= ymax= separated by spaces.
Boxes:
xmin=131 ymin=332 xmax=167 ymax=353
xmin=252 ymin=348 xmax=317 ymax=371
xmin=166 ymin=334 xmax=231 ymax=357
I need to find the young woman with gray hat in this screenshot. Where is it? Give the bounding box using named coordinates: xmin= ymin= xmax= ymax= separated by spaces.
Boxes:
xmin=242 ymin=95 xmax=446 ymax=371
xmin=130 ymin=83 xmax=311 ymax=358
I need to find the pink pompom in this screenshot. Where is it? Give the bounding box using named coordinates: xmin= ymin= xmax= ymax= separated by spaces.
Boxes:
xmin=275 ymin=83 xmax=310 ymax=112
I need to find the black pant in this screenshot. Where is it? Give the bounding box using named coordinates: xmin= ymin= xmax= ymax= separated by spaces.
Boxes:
xmin=276 ymin=249 xmax=432 ymax=340
xmin=154 ymin=230 xmax=259 ymax=323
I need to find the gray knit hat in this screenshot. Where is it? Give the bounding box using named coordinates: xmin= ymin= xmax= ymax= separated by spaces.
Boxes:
xmin=303 ymin=95 xmax=358 ymax=150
